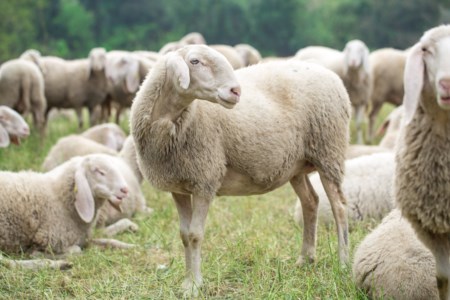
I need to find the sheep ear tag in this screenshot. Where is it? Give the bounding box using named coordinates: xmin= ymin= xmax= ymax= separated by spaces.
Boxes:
xmin=0 ymin=125 xmax=10 ymax=148
xmin=74 ymin=166 xmax=95 ymax=223
xmin=168 ymin=53 xmax=190 ymax=90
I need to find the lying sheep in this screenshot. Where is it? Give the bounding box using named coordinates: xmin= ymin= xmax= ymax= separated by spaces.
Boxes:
xmin=210 ymin=44 xmax=244 ymax=69
xmin=0 ymin=106 xmax=30 ymax=148
xmin=0 ymin=57 xmax=47 ymax=135
xmin=131 ymin=45 xmax=351 ymax=295
xmin=295 ymin=40 xmax=371 ymax=144
xmin=159 ymin=32 xmax=206 ymax=55
xmin=345 ymin=105 xmax=404 ymax=159
xmin=80 ymin=122 xmax=126 ymax=151
xmin=0 ymin=154 xmax=130 ymax=265
xmin=234 ymin=43 xmax=262 ymax=66
xmin=395 ymin=25 xmax=450 ymax=299
xmin=41 ymin=135 xmax=150 ymax=235
xmin=353 ymin=209 xmax=438 ymax=300
xmin=294 ymin=152 xmax=395 ymax=227
xmin=368 ymin=48 xmax=407 ymax=143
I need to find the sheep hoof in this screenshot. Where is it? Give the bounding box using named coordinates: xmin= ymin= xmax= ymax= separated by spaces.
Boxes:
xmin=295 ymin=255 xmax=315 ymax=266
xmin=181 ymin=278 xmax=202 ymax=298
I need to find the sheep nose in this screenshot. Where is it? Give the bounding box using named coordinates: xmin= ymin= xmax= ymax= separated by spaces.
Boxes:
xmin=22 ymin=127 xmax=30 ymax=135
xmin=120 ymin=187 xmax=128 ymax=195
xmin=439 ymin=78 xmax=450 ymax=91
xmin=231 ymin=86 xmax=241 ymax=97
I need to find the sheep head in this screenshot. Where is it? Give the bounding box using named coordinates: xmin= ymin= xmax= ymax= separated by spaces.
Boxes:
xmin=89 ymin=47 xmax=107 ymax=73
xmin=105 ymin=51 xmax=140 ymax=94
xmin=404 ymin=25 xmax=450 ymax=124
xmin=167 ymin=45 xmax=241 ymax=109
xmin=74 ymin=154 xmax=129 ymax=223
xmin=0 ymin=106 xmax=30 ymax=147
xmin=343 ymin=39 xmax=370 ymax=74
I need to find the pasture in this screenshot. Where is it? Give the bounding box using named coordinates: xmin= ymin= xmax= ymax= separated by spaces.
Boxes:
xmin=0 ymin=105 xmax=393 ymax=299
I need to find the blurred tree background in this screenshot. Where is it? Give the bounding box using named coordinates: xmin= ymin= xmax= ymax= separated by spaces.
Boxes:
xmin=0 ymin=0 xmax=449 ymax=61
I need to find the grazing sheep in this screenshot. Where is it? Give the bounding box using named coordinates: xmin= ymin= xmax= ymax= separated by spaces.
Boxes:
xmin=0 ymin=58 xmax=47 ymax=135
xmin=0 ymin=106 xmax=30 ymax=148
xmin=234 ymin=43 xmax=262 ymax=66
xmin=130 ymin=45 xmax=351 ymax=295
xmin=80 ymin=123 xmax=127 ymax=151
xmin=294 ymin=152 xmax=395 ymax=226
xmin=395 ymin=25 xmax=450 ymax=300
xmin=353 ymin=209 xmax=438 ymax=300
xmin=0 ymin=154 xmax=129 ymax=260
xmin=295 ymin=40 xmax=371 ymax=144
xmin=41 ymin=47 xmax=108 ymax=127
xmin=41 ymin=135 xmax=150 ymax=235
xmin=368 ymin=48 xmax=407 ymax=143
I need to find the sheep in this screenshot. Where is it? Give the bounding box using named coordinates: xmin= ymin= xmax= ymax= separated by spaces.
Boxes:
xmin=210 ymin=44 xmax=245 ymax=69
xmin=19 ymin=49 xmax=46 ymax=74
xmin=130 ymin=44 xmax=351 ymax=295
xmin=80 ymin=122 xmax=127 ymax=151
xmin=353 ymin=209 xmax=438 ymax=300
xmin=234 ymin=43 xmax=262 ymax=66
xmin=294 ymin=152 xmax=395 ymax=227
xmin=41 ymin=47 xmax=108 ymax=128
xmin=295 ymin=40 xmax=371 ymax=144
xmin=394 ymin=25 xmax=450 ymax=300
xmin=0 ymin=57 xmax=47 ymax=135
xmin=159 ymin=32 xmax=206 ymax=55
xmin=0 ymin=154 xmax=130 ymax=268
xmin=102 ymin=50 xmax=154 ymax=124
xmin=367 ymin=48 xmax=407 ymax=143
xmin=0 ymin=106 xmax=30 ymax=148
xmin=41 ymin=135 xmax=150 ymax=235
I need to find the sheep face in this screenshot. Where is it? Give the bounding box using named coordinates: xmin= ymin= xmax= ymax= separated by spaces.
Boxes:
xmin=343 ymin=40 xmax=369 ymax=72
xmin=89 ymin=47 xmax=107 ymax=72
xmin=106 ymin=52 xmax=140 ymax=94
xmin=168 ymin=45 xmax=241 ymax=109
xmin=0 ymin=107 xmax=30 ymax=147
xmin=75 ymin=155 xmax=129 ymax=223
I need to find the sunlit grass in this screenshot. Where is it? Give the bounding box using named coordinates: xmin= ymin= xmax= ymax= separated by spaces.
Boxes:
xmin=0 ymin=105 xmax=395 ymax=299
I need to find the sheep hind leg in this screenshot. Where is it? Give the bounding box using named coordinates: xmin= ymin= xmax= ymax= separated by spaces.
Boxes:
xmin=319 ymin=173 xmax=349 ymax=265
xmin=290 ymin=174 xmax=319 ymax=266
xmin=415 ymin=229 xmax=450 ymax=300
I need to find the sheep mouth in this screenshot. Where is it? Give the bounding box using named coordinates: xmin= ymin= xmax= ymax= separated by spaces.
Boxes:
xmin=438 ymin=96 xmax=450 ymax=108
xmin=108 ymin=198 xmax=123 ymax=213
xmin=218 ymin=96 xmax=239 ymax=109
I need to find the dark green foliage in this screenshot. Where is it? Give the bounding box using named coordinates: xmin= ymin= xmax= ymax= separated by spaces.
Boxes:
xmin=0 ymin=0 xmax=449 ymax=61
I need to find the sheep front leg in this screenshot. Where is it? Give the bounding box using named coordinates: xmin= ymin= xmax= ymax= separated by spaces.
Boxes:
xmin=415 ymin=230 xmax=450 ymax=300
xmin=319 ymin=174 xmax=349 ymax=264
xmin=290 ymin=175 xmax=319 ymax=265
xmin=354 ymin=104 xmax=365 ymax=144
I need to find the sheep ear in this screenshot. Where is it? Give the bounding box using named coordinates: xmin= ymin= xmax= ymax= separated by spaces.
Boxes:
xmin=125 ymin=60 xmax=140 ymax=93
xmin=74 ymin=164 xmax=95 ymax=223
xmin=167 ymin=53 xmax=190 ymax=90
xmin=403 ymin=43 xmax=424 ymax=125
xmin=0 ymin=125 xmax=10 ymax=148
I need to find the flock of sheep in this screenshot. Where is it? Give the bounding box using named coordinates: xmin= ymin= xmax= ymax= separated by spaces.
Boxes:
xmin=1 ymin=24 xmax=450 ymax=299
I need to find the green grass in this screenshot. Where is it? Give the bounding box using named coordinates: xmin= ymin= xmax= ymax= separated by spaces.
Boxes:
xmin=0 ymin=106 xmax=395 ymax=299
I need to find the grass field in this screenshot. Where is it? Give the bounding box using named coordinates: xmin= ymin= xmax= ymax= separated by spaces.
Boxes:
xmin=0 ymin=104 xmax=394 ymax=299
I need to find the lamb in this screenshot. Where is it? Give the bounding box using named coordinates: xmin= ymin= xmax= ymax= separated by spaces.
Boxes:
xmin=394 ymin=25 xmax=450 ymax=300
xmin=130 ymin=44 xmax=351 ymax=295
xmin=367 ymin=48 xmax=407 ymax=143
xmin=41 ymin=135 xmax=150 ymax=235
xmin=210 ymin=44 xmax=245 ymax=69
xmin=294 ymin=152 xmax=395 ymax=226
xmin=41 ymin=47 xmax=108 ymax=127
xmin=353 ymin=209 xmax=438 ymax=300
xmin=234 ymin=43 xmax=262 ymax=66
xmin=0 ymin=57 xmax=47 ymax=135
xmin=295 ymin=40 xmax=371 ymax=144
xmin=80 ymin=122 xmax=127 ymax=151
xmin=0 ymin=106 xmax=30 ymax=147
xmin=159 ymin=32 xmax=206 ymax=55
xmin=345 ymin=105 xmax=404 ymax=159
xmin=0 ymin=154 xmax=130 ymax=268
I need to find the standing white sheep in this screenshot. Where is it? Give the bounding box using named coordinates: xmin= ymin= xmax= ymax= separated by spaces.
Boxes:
xmin=395 ymin=25 xmax=450 ymax=300
xmin=295 ymin=40 xmax=371 ymax=144
xmin=130 ymin=45 xmax=351 ymax=295
xmin=353 ymin=209 xmax=439 ymax=300
xmin=367 ymin=48 xmax=407 ymax=143
xmin=0 ymin=154 xmax=129 ymax=263
xmin=0 ymin=106 xmax=30 ymax=148
xmin=294 ymin=152 xmax=395 ymax=227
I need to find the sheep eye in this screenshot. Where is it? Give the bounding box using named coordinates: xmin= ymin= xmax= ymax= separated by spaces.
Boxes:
xmin=422 ymin=47 xmax=428 ymax=52
xmin=190 ymin=59 xmax=200 ymax=65
xmin=95 ymin=169 xmax=105 ymax=176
